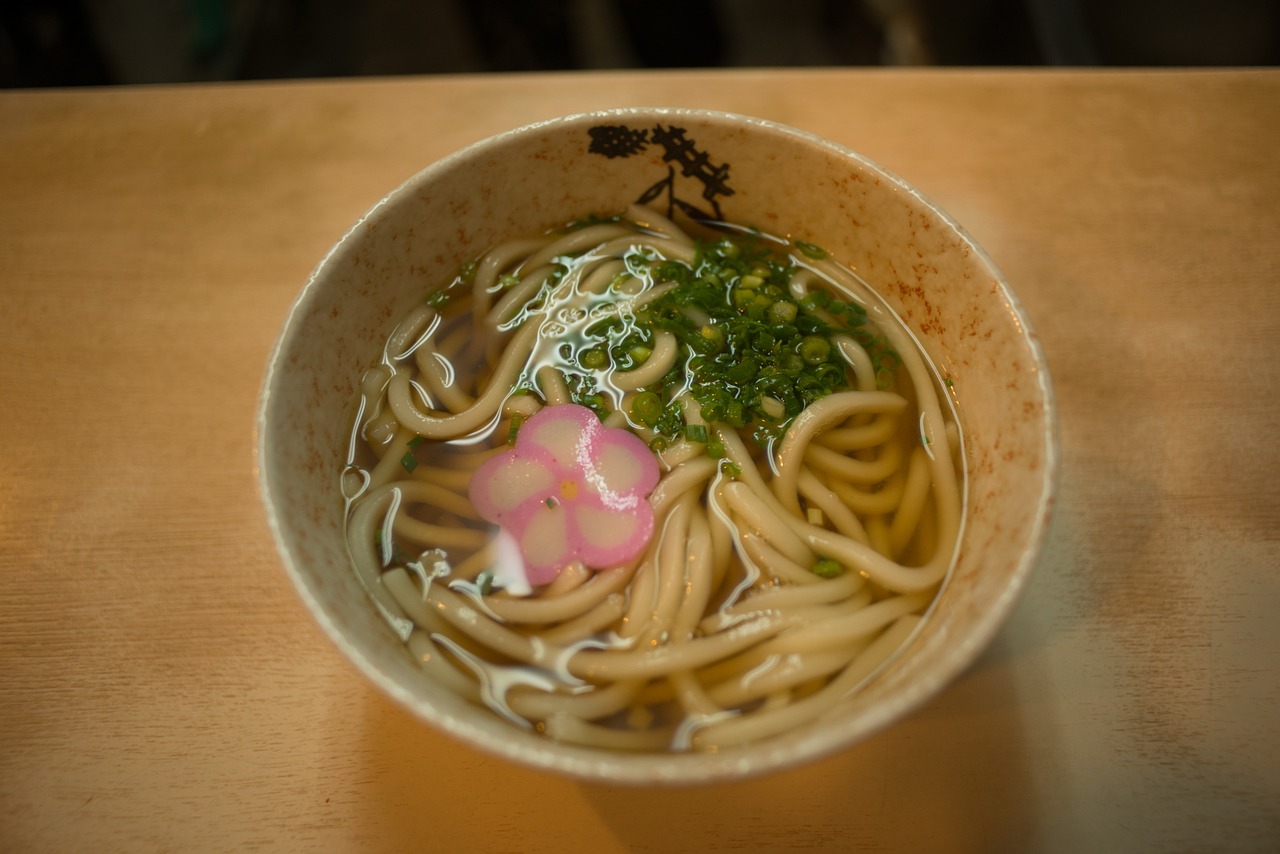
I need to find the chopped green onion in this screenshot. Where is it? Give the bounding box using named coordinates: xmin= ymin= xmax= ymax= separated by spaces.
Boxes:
xmin=799 ymin=335 xmax=832 ymax=365
xmin=795 ymin=240 xmax=828 ymax=260
xmin=684 ymin=424 xmax=709 ymax=444
xmin=767 ymin=301 xmax=797 ymax=324
xmin=585 ymin=317 xmax=619 ymax=339
xmin=476 ymin=571 xmax=494 ymax=595
xmin=811 ymin=558 xmax=843 ymax=578
xmin=574 ymin=228 xmax=899 ymax=458
xmin=400 ymin=451 xmax=418 ymax=474
xmin=758 ymin=396 xmax=786 ymax=420
xmin=581 ymin=393 xmax=609 ymax=419
xmin=726 ymin=357 xmax=758 ymax=384
xmin=630 ymin=391 xmax=663 ymax=427
xmin=579 ymin=348 xmax=608 ymax=370
xmin=407 ymin=436 xmax=425 ymax=448
xmin=507 ymin=413 xmax=525 ymax=444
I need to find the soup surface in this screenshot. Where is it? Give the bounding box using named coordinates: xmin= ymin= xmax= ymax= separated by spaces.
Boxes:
xmin=341 ymin=206 xmax=964 ymax=752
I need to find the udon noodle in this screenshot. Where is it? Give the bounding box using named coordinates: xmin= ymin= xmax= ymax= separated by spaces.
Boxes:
xmin=341 ymin=205 xmax=964 ymax=752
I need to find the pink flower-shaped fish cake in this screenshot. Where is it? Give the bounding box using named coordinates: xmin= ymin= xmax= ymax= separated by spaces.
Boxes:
xmin=469 ymin=404 xmax=660 ymax=586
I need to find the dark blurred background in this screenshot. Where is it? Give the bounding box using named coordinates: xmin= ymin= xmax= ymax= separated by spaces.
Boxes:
xmin=2 ymin=0 xmax=1277 ymax=88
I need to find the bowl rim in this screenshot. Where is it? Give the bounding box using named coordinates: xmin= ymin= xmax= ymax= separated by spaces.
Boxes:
xmin=256 ymin=106 xmax=1060 ymax=784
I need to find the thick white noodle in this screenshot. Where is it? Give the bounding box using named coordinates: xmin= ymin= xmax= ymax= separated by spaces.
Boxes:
xmin=473 ymin=237 xmax=548 ymax=321
xmin=387 ymin=323 xmax=539 ymax=439
xmin=771 ymin=391 xmax=908 ymax=516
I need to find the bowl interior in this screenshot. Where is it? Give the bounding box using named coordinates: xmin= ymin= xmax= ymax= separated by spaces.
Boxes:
xmin=258 ymin=108 xmax=1056 ymax=783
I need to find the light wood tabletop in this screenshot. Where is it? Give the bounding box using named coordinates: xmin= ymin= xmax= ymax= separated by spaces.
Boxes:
xmin=2 ymin=68 xmax=1278 ymax=852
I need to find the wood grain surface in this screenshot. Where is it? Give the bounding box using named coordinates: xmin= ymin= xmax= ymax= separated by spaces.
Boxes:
xmin=1 ymin=69 xmax=1277 ymax=852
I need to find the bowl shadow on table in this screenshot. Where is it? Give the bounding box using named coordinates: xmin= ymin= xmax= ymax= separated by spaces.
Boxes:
xmin=572 ymin=654 xmax=1041 ymax=850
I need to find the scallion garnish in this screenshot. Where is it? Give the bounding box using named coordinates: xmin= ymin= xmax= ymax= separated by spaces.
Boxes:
xmin=684 ymin=424 xmax=709 ymax=444
xmin=579 ymin=347 xmax=608 ymax=370
xmin=545 ymin=230 xmax=898 ymax=462
xmin=630 ymin=391 xmax=663 ymax=427
xmin=507 ymin=413 xmax=525 ymax=445
xmin=795 ymin=240 xmax=828 ymax=260
xmin=811 ymin=558 xmax=843 ymax=578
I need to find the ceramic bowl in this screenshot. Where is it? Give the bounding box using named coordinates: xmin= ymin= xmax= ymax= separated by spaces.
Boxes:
xmin=257 ymin=108 xmax=1057 ymax=784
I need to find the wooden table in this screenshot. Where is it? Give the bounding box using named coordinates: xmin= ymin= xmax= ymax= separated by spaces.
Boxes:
xmin=2 ymin=69 xmax=1277 ymax=852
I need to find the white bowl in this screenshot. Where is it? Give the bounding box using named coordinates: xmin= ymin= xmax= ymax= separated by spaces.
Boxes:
xmin=257 ymin=108 xmax=1057 ymax=784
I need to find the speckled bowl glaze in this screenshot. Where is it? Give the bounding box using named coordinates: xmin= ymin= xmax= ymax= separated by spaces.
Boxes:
xmin=258 ymin=108 xmax=1057 ymax=784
